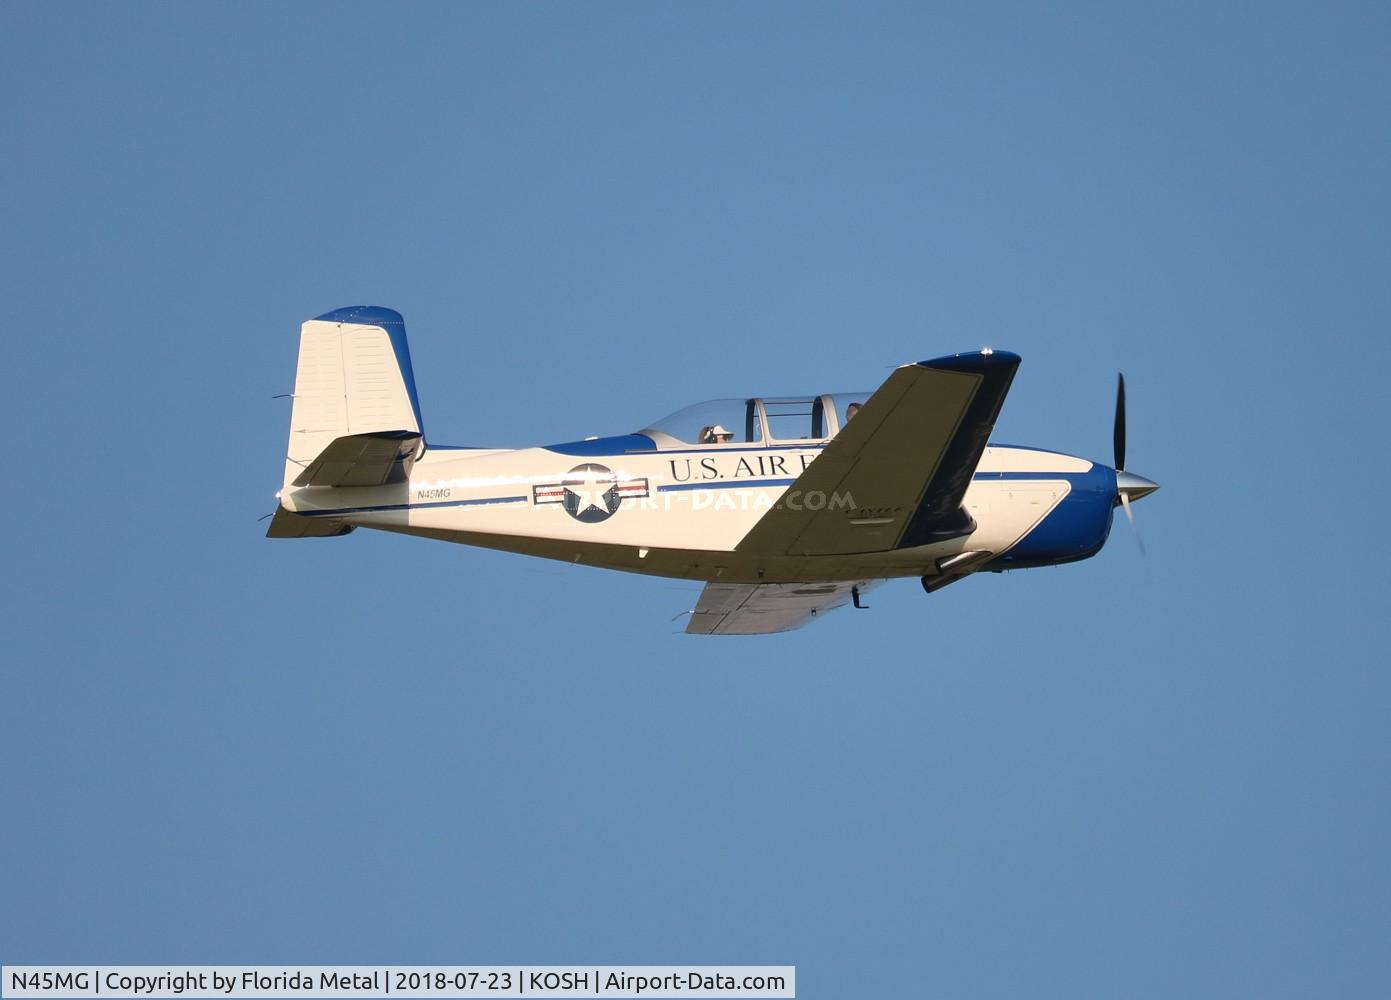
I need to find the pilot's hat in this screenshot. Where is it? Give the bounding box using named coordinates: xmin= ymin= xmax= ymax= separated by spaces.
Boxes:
xmin=710 ymin=425 xmax=731 ymax=437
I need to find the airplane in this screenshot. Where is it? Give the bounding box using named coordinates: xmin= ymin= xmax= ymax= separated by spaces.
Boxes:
xmin=268 ymin=306 xmax=1159 ymax=634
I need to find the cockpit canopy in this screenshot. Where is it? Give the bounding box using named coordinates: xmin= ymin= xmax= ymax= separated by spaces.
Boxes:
xmin=641 ymin=393 xmax=871 ymax=446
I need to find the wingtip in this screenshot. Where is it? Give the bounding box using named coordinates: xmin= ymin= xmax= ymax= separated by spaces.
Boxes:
xmin=917 ymin=349 xmax=1022 ymax=372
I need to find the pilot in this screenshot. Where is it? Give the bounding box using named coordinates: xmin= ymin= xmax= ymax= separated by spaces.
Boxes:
xmin=845 ymin=402 xmax=862 ymax=422
xmin=710 ymin=424 xmax=733 ymax=444
xmin=698 ymin=425 xmax=716 ymax=444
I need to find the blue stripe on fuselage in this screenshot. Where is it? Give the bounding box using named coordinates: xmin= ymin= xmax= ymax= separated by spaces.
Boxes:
xmin=657 ymin=478 xmax=798 ymax=493
xmin=298 ymin=495 xmax=527 ymax=517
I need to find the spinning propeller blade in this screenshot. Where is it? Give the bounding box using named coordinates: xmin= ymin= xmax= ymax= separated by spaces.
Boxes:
xmin=1118 ymin=488 xmax=1145 ymax=557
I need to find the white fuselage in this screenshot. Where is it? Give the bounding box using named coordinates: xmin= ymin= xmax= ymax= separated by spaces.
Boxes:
xmin=279 ymin=442 xmax=1102 ymax=584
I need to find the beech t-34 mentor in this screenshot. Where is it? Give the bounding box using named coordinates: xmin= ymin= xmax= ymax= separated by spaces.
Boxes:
xmin=268 ymin=306 xmax=1159 ymax=634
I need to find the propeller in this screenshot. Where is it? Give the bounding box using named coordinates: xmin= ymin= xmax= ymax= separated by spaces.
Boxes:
xmin=1112 ymin=372 xmax=1158 ymax=555
xmin=1114 ymin=373 xmax=1126 ymax=474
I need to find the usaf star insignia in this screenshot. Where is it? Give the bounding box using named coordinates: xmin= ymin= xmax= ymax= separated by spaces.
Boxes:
xmin=533 ymin=463 xmax=650 ymax=523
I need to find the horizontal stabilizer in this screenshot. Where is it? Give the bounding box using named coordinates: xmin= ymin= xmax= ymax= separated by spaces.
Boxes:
xmin=265 ymin=507 xmax=355 ymax=538
xmin=291 ymin=431 xmax=423 ymax=488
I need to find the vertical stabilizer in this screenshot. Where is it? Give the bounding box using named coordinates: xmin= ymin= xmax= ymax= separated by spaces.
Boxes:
xmin=282 ymin=306 xmax=424 ymax=487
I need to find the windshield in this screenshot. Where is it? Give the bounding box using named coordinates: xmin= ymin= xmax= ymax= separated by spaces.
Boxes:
xmin=642 ymin=399 xmax=763 ymax=445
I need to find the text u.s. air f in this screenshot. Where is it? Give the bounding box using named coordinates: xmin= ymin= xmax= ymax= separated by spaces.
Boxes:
xmin=268 ymin=306 xmax=1159 ymax=634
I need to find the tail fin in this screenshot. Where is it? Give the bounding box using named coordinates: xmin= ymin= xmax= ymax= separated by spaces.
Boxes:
xmin=281 ymin=306 xmax=424 ymax=488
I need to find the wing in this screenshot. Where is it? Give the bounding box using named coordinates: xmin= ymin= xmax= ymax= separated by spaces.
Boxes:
xmin=686 ymin=580 xmax=878 ymax=635
xmin=737 ymin=350 xmax=1020 ymax=556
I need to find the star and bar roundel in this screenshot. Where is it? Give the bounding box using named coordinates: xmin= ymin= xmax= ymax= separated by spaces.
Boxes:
xmin=533 ymin=463 xmax=650 ymax=523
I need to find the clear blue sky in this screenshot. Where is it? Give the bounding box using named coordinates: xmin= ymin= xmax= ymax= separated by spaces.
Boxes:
xmin=3 ymin=3 xmax=1389 ymax=997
